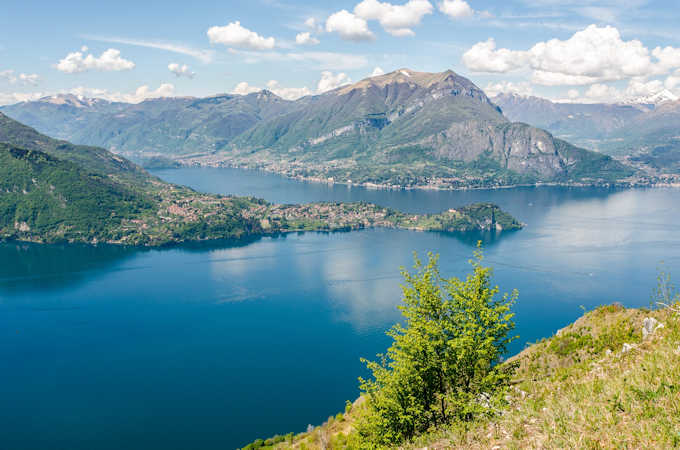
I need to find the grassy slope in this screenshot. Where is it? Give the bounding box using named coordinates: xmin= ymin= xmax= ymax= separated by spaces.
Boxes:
xmin=246 ymin=304 xmax=680 ymax=449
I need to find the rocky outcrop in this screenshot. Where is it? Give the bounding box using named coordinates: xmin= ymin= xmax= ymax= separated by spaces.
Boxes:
xmin=642 ymin=317 xmax=664 ymax=339
xmin=423 ymin=121 xmax=566 ymax=178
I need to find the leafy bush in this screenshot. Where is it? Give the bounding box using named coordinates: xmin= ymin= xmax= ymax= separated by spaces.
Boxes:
xmin=357 ymin=247 xmax=518 ymax=446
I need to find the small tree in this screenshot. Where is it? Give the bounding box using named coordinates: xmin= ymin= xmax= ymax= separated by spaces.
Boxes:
xmin=357 ymin=246 xmax=518 ymax=446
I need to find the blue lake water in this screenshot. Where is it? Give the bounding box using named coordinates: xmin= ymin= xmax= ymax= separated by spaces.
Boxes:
xmin=2 ymin=167 xmax=680 ymax=449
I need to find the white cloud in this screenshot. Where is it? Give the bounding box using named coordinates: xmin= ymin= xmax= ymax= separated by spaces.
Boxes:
xmin=168 ymin=63 xmax=195 ymax=78
xmin=207 ymin=21 xmax=276 ymax=50
xmin=83 ymin=36 xmax=215 ymax=63
xmin=55 ymin=48 xmax=135 ymax=73
xmin=232 ymin=81 xmax=262 ymax=95
xmin=584 ymin=83 xmax=622 ymax=102
xmin=530 ymin=71 xmax=600 ymax=86
xmin=666 ymin=70 xmax=680 ymax=91
xmin=80 ymin=45 xmax=88 ymax=52
xmin=567 ymin=89 xmax=580 ymax=99
xmin=304 ymin=17 xmax=324 ymax=33
xmin=325 ymin=10 xmax=375 ymax=42
xmin=463 ymin=25 xmax=680 ymax=87
xmin=354 ymin=0 xmax=433 ymax=37
xmin=230 ymin=71 xmax=349 ymax=100
xmin=370 ymin=66 xmax=385 ymax=77
xmin=439 ymin=0 xmax=474 ymax=19
xmin=577 ymin=79 xmax=676 ymax=103
xmin=625 ymin=78 xmax=664 ymax=98
xmin=462 ymin=38 xmax=528 ymax=73
xmin=0 ymin=70 xmax=40 ymax=86
xmin=0 ymin=91 xmax=45 ymax=106
xmin=528 ymin=26 xmax=659 ymax=85
xmin=317 ymin=71 xmax=351 ymax=92
xmin=265 ymin=80 xmax=313 ymax=100
xmin=653 ymin=46 xmax=680 ymax=73
xmin=295 ymin=32 xmax=320 ymax=46
xmin=484 ymin=81 xmax=533 ymax=97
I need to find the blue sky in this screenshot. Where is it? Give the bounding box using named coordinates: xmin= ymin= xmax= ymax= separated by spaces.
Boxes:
xmin=1 ymin=0 xmax=680 ymax=105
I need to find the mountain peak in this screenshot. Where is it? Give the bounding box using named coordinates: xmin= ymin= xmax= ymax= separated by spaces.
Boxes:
xmin=625 ymin=89 xmax=679 ymax=106
xmin=37 ymin=93 xmax=110 ymax=108
xmin=336 ymin=68 xmax=471 ymax=96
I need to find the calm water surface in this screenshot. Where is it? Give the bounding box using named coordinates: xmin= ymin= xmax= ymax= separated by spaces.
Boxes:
xmin=2 ymin=167 xmax=680 ymax=449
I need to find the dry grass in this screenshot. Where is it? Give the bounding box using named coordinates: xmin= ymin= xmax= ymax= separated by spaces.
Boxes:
xmin=245 ymin=304 xmax=680 ymax=449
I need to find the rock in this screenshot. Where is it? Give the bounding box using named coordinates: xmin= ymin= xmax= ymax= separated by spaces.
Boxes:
xmin=675 ymin=346 xmax=680 ymax=356
xmin=642 ymin=317 xmax=664 ymax=340
xmin=621 ymin=343 xmax=637 ymax=354
xmin=605 ymin=349 xmax=612 ymax=356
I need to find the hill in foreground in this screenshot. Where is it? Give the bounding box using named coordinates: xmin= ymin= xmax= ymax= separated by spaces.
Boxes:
xmin=244 ymin=303 xmax=679 ymax=449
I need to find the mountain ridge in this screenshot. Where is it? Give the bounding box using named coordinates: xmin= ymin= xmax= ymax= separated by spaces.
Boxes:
xmin=492 ymin=93 xmax=680 ymax=174
xmin=1 ymin=69 xmax=638 ymax=188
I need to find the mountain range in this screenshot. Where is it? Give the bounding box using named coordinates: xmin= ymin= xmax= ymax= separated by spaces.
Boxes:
xmin=1 ymin=69 xmax=637 ymax=188
xmin=493 ymin=93 xmax=680 ymax=174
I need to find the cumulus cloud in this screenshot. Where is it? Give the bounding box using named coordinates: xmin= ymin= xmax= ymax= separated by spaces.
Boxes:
xmin=439 ymin=0 xmax=474 ymax=19
xmin=463 ymin=39 xmax=528 ymax=73
xmin=325 ymin=10 xmax=375 ymax=42
xmin=370 ymin=66 xmax=385 ymax=77
xmin=484 ymin=81 xmax=533 ymax=97
xmin=317 ymin=71 xmax=352 ymax=92
xmin=207 ymin=21 xmax=276 ymax=50
xmin=574 ymin=78 xmax=678 ymax=103
xmin=265 ymin=80 xmax=313 ymax=100
xmin=0 ymin=70 xmax=40 ymax=86
xmin=653 ymin=46 xmax=680 ymax=73
xmin=353 ymin=0 xmax=433 ymax=37
xmin=528 ymin=26 xmax=660 ymax=85
xmin=0 ymin=91 xmax=45 ymax=106
xmin=666 ymin=70 xmax=680 ymax=91
xmin=168 ymin=63 xmax=195 ymax=78
xmin=583 ymin=83 xmax=622 ymax=102
xmin=295 ymin=32 xmax=320 ymax=46
xmin=55 ymin=48 xmax=135 ymax=73
xmin=232 ymin=81 xmax=262 ymax=95
xmin=305 ymin=17 xmax=318 ymax=28
xmin=463 ymin=25 xmax=680 ymax=87
xmin=304 ymin=17 xmax=324 ymax=33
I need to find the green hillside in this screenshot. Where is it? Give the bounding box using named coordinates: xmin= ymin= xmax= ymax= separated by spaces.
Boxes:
xmin=0 ymin=112 xmax=151 ymax=186
xmin=0 ymin=144 xmax=154 ymax=243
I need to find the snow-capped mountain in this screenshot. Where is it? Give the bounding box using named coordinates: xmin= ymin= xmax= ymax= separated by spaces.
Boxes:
xmin=625 ymin=89 xmax=679 ymax=106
